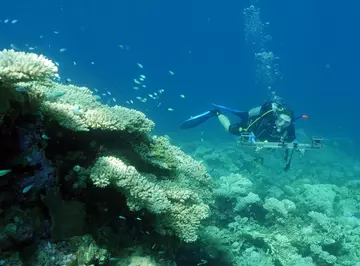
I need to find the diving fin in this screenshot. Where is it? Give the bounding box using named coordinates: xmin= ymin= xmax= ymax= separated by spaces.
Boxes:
xmin=180 ymin=111 xmax=216 ymax=129
xmin=212 ymin=103 xmax=247 ymax=119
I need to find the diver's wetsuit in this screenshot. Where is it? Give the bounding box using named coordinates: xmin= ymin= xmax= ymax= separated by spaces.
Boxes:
xmin=228 ymin=102 xmax=296 ymax=142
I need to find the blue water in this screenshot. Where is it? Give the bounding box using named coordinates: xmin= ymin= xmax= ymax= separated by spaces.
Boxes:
xmin=1 ymin=0 xmax=359 ymax=156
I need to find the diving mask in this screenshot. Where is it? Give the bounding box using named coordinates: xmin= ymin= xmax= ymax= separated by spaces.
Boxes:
xmin=275 ymin=114 xmax=291 ymax=132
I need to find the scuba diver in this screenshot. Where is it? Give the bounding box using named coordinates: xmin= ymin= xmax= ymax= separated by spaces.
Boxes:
xmin=180 ymin=101 xmax=310 ymax=171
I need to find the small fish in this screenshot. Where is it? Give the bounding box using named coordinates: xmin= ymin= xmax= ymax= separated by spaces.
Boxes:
xmin=133 ymin=86 xmax=139 ymax=90
xmin=4 ymin=19 xmax=9 ymax=23
xmin=112 ymin=98 xmax=116 ymax=102
xmin=94 ymin=88 xmax=98 ymax=92
xmin=140 ymin=74 xmax=146 ymax=79
xmin=119 ymin=215 xmax=126 ymax=220
xmin=0 ymin=169 xmax=11 ymax=177
xmin=107 ymin=91 xmax=111 ymax=95
xmin=91 ymin=61 xmax=95 ymax=65
xmin=169 ymin=70 xmax=174 ymax=75
xmin=130 ymin=100 xmax=134 ymax=104
xmin=137 ymin=63 xmax=144 ymax=68
xmin=94 ymin=95 xmax=101 ymax=100
xmin=136 ymin=96 xmax=142 ymax=100
xmin=54 ymin=31 xmax=59 ymax=34
xmin=142 ymin=85 xmax=146 ymax=88
xmin=11 ymin=20 xmax=18 ymax=24
xmin=15 ymin=87 xmax=26 ymax=92
xmin=109 ymin=258 xmax=121 ymax=261
xmin=10 ymin=44 xmax=19 ymax=50
xmin=46 ymin=92 xmax=65 ymax=100
xmin=22 ymin=184 xmax=33 ymax=193
xmin=146 ymin=231 xmax=150 ymax=235
xmin=72 ymin=109 xmax=82 ymax=115
xmin=28 ymin=47 xmax=35 ymax=51
xmin=180 ymin=94 xmax=185 ymax=98
xmin=158 ymin=251 xmax=165 ymax=254
xmin=134 ymin=79 xmax=141 ymax=84
xmin=65 ymin=78 xmax=71 ymax=83
xmin=59 ymin=48 xmax=66 ymax=52
xmin=136 ymin=217 xmax=142 ymax=221
xmin=73 ymin=61 xmax=76 ymax=65
xmin=167 ymin=108 xmax=174 ymax=111
xmin=139 ymin=77 xmax=144 ymax=82
xmin=119 ymin=44 xmax=125 ymax=49
xmin=197 ymin=259 xmax=208 ymax=265
xmin=41 ymin=134 xmax=50 ymax=140
xmin=152 ymin=244 xmax=156 ymax=249
xmin=47 ymin=242 xmax=52 ymax=248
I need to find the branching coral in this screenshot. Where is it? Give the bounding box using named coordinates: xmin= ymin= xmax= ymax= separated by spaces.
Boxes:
xmin=0 ymin=49 xmax=58 ymax=83
xmin=300 ymin=184 xmax=337 ymax=215
xmin=214 ymin=173 xmax=253 ymax=199
xmin=90 ymin=156 xmax=210 ymax=242
xmin=133 ymin=136 xmax=212 ymax=187
xmin=15 ymin=80 xmax=155 ymax=133
xmin=40 ymin=83 xmax=154 ymax=133
xmin=0 ymin=49 xmax=57 ymax=114
xmin=90 ymin=156 xmax=171 ymax=213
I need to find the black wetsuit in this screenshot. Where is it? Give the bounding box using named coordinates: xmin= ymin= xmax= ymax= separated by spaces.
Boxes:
xmin=228 ymin=102 xmax=296 ymax=142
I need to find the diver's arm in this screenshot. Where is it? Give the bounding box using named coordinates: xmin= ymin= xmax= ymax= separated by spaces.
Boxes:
xmin=218 ymin=114 xmax=231 ymax=132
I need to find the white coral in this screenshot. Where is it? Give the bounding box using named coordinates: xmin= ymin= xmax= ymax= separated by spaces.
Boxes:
xmin=90 ymin=156 xmax=210 ymax=242
xmin=0 ymin=49 xmax=57 ymax=82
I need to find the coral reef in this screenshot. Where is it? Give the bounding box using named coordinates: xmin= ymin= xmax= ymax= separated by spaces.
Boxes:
xmin=0 ymin=50 xmax=213 ymax=265
xmin=2 ymin=49 xmax=360 ymax=266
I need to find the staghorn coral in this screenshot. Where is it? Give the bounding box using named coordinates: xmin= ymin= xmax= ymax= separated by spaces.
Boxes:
xmin=90 ymin=156 xmax=210 ymax=242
